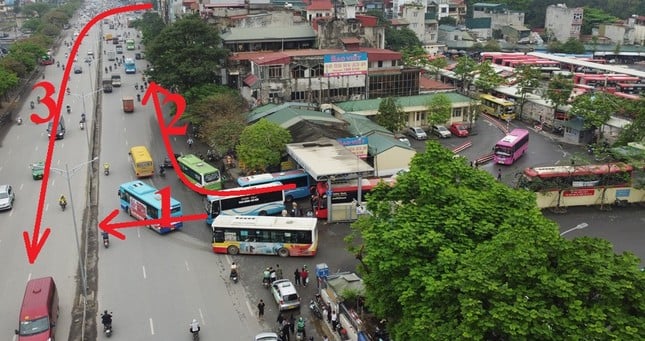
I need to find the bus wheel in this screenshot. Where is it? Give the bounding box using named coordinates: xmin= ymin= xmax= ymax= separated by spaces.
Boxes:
xmin=278 ymin=248 xmax=289 ymax=257
xmin=259 ymin=211 xmax=267 ymax=216
xmin=227 ymin=245 xmax=240 ymax=255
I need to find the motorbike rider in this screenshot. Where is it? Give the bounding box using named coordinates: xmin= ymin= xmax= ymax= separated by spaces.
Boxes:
xmin=80 ymin=113 xmax=86 ymax=123
xmin=263 ymin=267 xmax=271 ymax=285
xmin=230 ymin=262 xmax=238 ymax=279
xmin=104 ymin=162 xmax=110 ymax=173
xmin=101 ymin=310 xmax=113 ymax=328
xmin=101 ymin=231 xmax=109 ymax=243
xmin=159 ymin=164 xmax=165 ymax=176
xmin=66 ymin=105 xmax=71 ymax=113
xmin=59 ymin=195 xmax=67 ymax=208
xmin=189 ymin=319 xmax=200 ymax=335
xmin=30 ymin=100 xmax=35 ymax=109
xmin=296 ymin=317 xmax=306 ymax=339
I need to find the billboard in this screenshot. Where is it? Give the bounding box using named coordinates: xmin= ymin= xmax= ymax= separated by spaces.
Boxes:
xmin=337 ymin=136 xmax=368 ymax=159
xmin=324 ymin=52 xmax=368 ymax=77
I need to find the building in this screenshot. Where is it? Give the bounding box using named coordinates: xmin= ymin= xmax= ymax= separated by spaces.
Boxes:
xmin=599 ymin=22 xmax=636 ymax=45
xmin=398 ymin=2 xmax=439 ymax=46
xmin=305 ymin=0 xmax=333 ymax=21
xmin=472 ymin=3 xmax=525 ymax=32
xmin=544 ymin=3 xmax=583 ymax=43
xmin=426 ymin=0 xmax=466 ymax=24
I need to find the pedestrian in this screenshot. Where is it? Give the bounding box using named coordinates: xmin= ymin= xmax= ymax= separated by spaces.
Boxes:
xmin=281 ymin=321 xmax=291 ymax=341
xmin=323 ymin=305 xmax=328 ymax=323
xmin=277 ymin=312 xmax=284 ymax=326
xmin=497 ymin=168 xmax=502 ymax=181
xmin=294 ymin=268 xmax=301 ymax=286
xmin=257 ymin=299 xmax=265 ymax=319
xmin=331 ymin=310 xmax=338 ymax=330
xmin=289 ymin=314 xmax=295 ymax=334
xmin=187 ymin=137 xmax=194 ymax=148
xmin=290 ymin=201 xmax=302 ymax=217
xmin=323 ymin=335 xmax=329 ymax=341
xmin=301 ymin=267 xmax=309 ymax=286
xmin=326 ymin=305 xmax=332 ymax=323
xmin=276 ymin=264 xmax=283 ymax=280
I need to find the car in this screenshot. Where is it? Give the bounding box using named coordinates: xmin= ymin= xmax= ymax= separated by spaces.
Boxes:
xmin=74 ymin=64 xmax=82 ymax=74
xmin=394 ymin=134 xmax=411 ymax=147
xmin=448 ymin=123 xmax=469 ymax=137
xmin=254 ymin=332 xmax=280 ymax=341
xmin=0 ymin=185 xmax=15 ymax=210
xmin=87 ymin=50 xmax=93 ymax=56
xmin=31 ymin=161 xmax=45 ymax=180
xmin=270 ymin=279 xmax=300 ymax=311
xmin=431 ymin=125 xmax=452 ymax=138
xmin=406 ymin=126 xmax=427 ymax=140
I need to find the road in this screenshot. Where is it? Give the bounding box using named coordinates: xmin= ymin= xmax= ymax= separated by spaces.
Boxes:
xmin=0 ymin=13 xmax=98 ymax=341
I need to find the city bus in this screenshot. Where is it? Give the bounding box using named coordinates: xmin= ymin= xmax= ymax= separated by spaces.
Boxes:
xmin=204 ymin=182 xmax=285 ymax=225
xmin=517 ymin=163 xmax=645 ymax=209
xmin=616 ymin=83 xmax=645 ymax=95
xmin=124 ymin=58 xmax=136 ymax=74
xmin=237 ymin=169 xmax=311 ymax=202
xmin=493 ymin=128 xmax=529 ymax=165
xmin=211 ymin=215 xmax=318 ymax=257
xmin=118 ymin=181 xmax=184 ymax=234
xmin=479 ymin=94 xmax=516 ymax=121
xmin=311 ymin=177 xmax=395 ymax=219
xmin=129 ymin=145 xmax=154 ymax=178
xmin=177 ymin=154 xmax=222 ymax=191
xmin=126 ymin=39 xmax=135 ymax=50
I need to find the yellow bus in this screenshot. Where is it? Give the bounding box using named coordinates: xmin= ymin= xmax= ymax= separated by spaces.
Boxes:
xmin=129 ymin=146 xmax=154 ymax=178
xmin=479 ymin=94 xmax=516 ymax=121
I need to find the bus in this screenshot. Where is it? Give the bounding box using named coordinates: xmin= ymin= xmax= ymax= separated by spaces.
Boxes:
xmin=118 ymin=181 xmax=184 ymax=234
xmin=311 ymin=177 xmax=395 ymax=219
xmin=493 ymin=128 xmax=529 ymax=165
xmin=124 ymin=58 xmax=136 ymax=74
xmin=616 ymin=83 xmax=645 ymax=95
xmin=204 ymin=182 xmax=285 ymax=225
xmin=237 ymin=169 xmax=311 ymax=202
xmin=479 ymin=94 xmax=516 ymax=121
xmin=129 ymin=145 xmax=154 ymax=178
xmin=517 ymin=163 xmax=645 ymax=209
xmin=211 ymin=215 xmax=318 ymax=257
xmin=177 ymin=154 xmax=222 ymax=191
xmin=126 ymin=39 xmax=135 ymax=50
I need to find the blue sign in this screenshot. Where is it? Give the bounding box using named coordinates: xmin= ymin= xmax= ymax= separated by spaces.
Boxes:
xmin=337 ymin=136 xmax=368 ymax=146
xmin=616 ymin=189 xmax=630 ymax=198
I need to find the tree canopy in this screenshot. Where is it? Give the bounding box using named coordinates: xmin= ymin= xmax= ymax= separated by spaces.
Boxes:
xmin=514 ymin=65 xmax=541 ymax=119
xmin=545 ymin=74 xmax=573 ymax=115
xmin=453 ymin=56 xmax=478 ymax=92
xmin=236 ymin=119 xmax=291 ymax=172
xmin=374 ymin=97 xmax=406 ymax=133
xmin=385 ymin=27 xmax=421 ymax=51
xmin=570 ymin=92 xmax=618 ymax=139
xmin=425 ymin=93 xmax=452 ymax=126
xmin=474 ymin=60 xmax=504 ymax=94
xmin=347 ymin=142 xmax=645 ymax=340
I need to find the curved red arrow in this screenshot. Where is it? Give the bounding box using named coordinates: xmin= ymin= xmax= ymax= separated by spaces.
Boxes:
xmin=24 ymin=3 xmax=153 ymax=264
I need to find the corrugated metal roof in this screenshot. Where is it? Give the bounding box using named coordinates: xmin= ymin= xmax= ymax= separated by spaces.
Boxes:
xmin=265 ymin=107 xmax=345 ymax=128
xmin=335 ymin=93 xmax=472 ymax=114
xmin=343 ymin=113 xmax=391 ymax=135
xmin=221 ymin=26 xmax=317 ymax=42
xmin=368 ymin=132 xmax=414 ymax=153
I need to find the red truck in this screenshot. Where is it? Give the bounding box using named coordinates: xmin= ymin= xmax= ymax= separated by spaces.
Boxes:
xmin=122 ymin=97 xmax=134 ymax=113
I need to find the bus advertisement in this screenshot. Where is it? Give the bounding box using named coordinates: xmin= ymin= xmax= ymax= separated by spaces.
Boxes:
xmin=211 ymin=215 xmax=318 ymax=257
xmin=479 ymin=94 xmax=516 ymax=121
xmin=129 ymin=146 xmax=154 ymax=178
xmin=237 ymin=169 xmax=311 ymax=202
xmin=204 ymin=182 xmax=285 ymax=225
xmin=124 ymin=58 xmax=136 ymax=74
xmin=311 ymin=178 xmax=395 ymax=219
xmin=177 ymin=154 xmax=222 ymax=191
xmin=493 ymin=128 xmax=529 ymax=165
xmin=126 ymin=39 xmax=135 ymax=50
xmin=118 ymin=181 xmax=184 ymax=234
xmin=517 ymin=163 xmax=645 ymax=209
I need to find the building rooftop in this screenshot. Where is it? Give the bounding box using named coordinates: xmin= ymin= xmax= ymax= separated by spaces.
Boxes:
xmin=343 ymin=113 xmax=392 ymax=136
xmin=306 ymin=0 xmax=333 ymax=11
xmin=334 ymin=92 xmax=472 ymax=114
xmin=231 ymin=48 xmax=401 ymax=65
xmin=368 ymin=132 xmax=414 ymax=154
xmin=221 ymin=26 xmax=317 ymax=43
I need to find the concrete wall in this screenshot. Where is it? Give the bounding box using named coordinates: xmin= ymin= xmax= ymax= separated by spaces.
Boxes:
xmin=374 ymin=147 xmax=415 ymax=177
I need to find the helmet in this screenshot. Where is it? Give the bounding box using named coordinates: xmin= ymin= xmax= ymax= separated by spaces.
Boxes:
xmin=192 ymin=319 xmax=197 ymax=324
xmin=299 ymin=317 xmax=304 ymax=322
xmin=104 ymin=310 xmax=108 ymax=314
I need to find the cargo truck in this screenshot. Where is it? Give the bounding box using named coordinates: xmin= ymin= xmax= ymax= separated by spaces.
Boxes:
xmin=122 ymin=97 xmax=134 ymax=113
xmin=102 ymin=79 xmax=113 ymax=93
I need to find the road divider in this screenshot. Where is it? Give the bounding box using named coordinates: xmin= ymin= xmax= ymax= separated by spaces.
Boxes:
xmin=452 ymin=141 xmax=472 ymax=154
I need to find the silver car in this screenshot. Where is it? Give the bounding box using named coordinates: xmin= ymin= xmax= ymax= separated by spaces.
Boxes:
xmin=0 ymin=184 xmax=15 ymax=210
xmin=270 ymin=279 xmax=301 ymax=311
xmin=254 ymin=332 xmax=280 ymax=341
xmin=432 ymin=125 xmax=452 ymax=138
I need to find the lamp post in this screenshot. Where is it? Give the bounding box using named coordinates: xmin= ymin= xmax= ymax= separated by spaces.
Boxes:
xmin=560 ymin=222 xmax=589 ymax=237
xmin=49 ymin=157 xmax=98 ymax=308
xmin=70 ymin=88 xmax=101 ymax=148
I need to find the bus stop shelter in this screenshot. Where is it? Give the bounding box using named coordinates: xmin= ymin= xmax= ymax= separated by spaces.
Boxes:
xmin=286 ymin=138 xmax=374 ymax=222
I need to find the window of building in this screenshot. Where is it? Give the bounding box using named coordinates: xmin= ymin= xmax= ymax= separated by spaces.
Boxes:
xmin=291 ymin=91 xmax=306 ymax=100
xmin=291 ymin=65 xmax=306 ymax=79
xmin=268 ymin=65 xmax=282 ymax=79
xmin=378 ymin=61 xmax=383 ymax=67
xmin=311 ymin=64 xmax=323 ymax=77
xmin=452 ymin=107 xmax=462 ymax=118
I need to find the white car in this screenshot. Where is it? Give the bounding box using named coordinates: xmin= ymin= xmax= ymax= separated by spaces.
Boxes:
xmin=270 ymin=279 xmax=300 ymax=311
xmin=87 ymin=50 xmax=93 ymax=56
xmin=0 ymin=184 xmax=15 ymax=210
xmin=254 ymin=332 xmax=280 ymax=341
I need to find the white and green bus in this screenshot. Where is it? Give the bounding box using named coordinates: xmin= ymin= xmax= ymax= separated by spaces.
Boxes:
xmin=177 ymin=154 xmax=222 ymax=191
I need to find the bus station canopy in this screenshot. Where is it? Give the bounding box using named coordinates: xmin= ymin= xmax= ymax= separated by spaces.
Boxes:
xmin=286 ymin=138 xmax=374 ymax=181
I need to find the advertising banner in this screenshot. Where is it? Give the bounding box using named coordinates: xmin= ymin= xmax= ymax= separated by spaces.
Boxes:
xmin=324 ymin=52 xmax=368 ymax=77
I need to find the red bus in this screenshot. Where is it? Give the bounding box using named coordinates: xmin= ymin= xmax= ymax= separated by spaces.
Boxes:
xmin=311 ymin=178 xmax=394 ymax=219
xmin=520 ymin=163 xmax=633 ymax=192
xmin=491 ymin=53 xmax=526 ymax=65
xmin=613 ymin=92 xmax=642 ymax=101
xmin=500 ymin=56 xmax=536 ymax=67
xmin=493 ymin=128 xmax=530 ymax=165
xmin=616 ymin=83 xmax=645 ymax=95
xmin=573 ymin=74 xmax=640 ymax=88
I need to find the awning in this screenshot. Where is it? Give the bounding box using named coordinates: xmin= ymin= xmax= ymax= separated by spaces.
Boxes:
xmin=243 ymin=74 xmax=258 ymax=87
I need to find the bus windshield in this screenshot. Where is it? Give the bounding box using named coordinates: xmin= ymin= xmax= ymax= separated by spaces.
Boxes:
xmin=204 ymin=182 xmax=285 ymax=224
xmin=211 ymin=215 xmax=318 ymax=257
xmin=177 ymin=154 xmax=222 ymax=190
xmin=493 ymin=129 xmax=529 ymax=165
xmin=118 ymin=181 xmax=184 ymax=234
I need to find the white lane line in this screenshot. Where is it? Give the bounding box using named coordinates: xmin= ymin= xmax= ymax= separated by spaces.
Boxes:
xmin=142 ymin=265 xmax=147 ymax=279
xmin=245 ymin=300 xmax=255 ymax=317
xmin=198 ymin=308 xmax=205 ymax=325
xmin=137 ymin=228 xmax=141 ymax=238
xmin=51 ymin=179 xmax=55 ymax=187
xmin=45 ymin=203 xmax=49 ymax=212
xmin=27 ymin=273 xmax=32 ymax=282
xmin=149 ymin=318 xmax=155 ymax=335
xmin=185 ymin=260 xmax=190 ymax=272
xmin=57 ymin=159 xmax=61 ymax=166
xmin=20 ymin=184 xmax=23 ymax=190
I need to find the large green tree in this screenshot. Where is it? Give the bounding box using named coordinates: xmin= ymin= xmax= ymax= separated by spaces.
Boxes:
xmin=545 ymin=74 xmax=573 ymax=119
xmin=453 ymin=56 xmax=478 ymax=92
xmin=474 ymin=60 xmax=504 ymax=94
xmin=425 ymin=93 xmax=452 ymax=126
xmin=614 ymin=99 xmax=645 ymax=146
xmin=374 ymin=97 xmax=406 ymax=133
xmin=0 ymin=67 xmax=19 ymax=107
xmin=570 ymin=92 xmax=618 ymax=140
xmin=426 ymin=57 xmax=448 ymax=81
xmin=385 ymin=27 xmax=421 ymax=51
xmin=236 ymin=119 xmax=291 ymax=172
xmin=514 ymin=64 xmax=541 ymax=119
xmin=134 ymin=12 xmax=166 ymax=46
xmin=146 ymin=15 xmax=228 ymax=92
xmin=401 ymin=45 xmax=429 ymax=68
xmin=346 ymin=142 xmax=645 ymax=340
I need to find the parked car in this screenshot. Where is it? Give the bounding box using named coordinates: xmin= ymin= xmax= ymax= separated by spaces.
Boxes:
xmin=254 ymin=332 xmax=281 ymax=341
xmin=31 ymin=161 xmax=45 ymax=180
xmin=448 ymin=123 xmax=469 ymax=137
xmin=0 ymin=184 xmax=15 ymax=210
xmin=431 ymin=125 xmax=452 ymax=138
xmin=406 ymin=126 xmax=427 ymax=140
xmin=270 ymin=279 xmax=300 ymax=311
xmin=394 ymin=134 xmax=411 ymax=147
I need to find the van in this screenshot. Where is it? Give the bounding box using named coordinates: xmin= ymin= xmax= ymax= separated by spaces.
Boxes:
xmin=47 ymin=116 xmax=65 ymax=140
xmin=15 ymin=277 xmax=59 ymax=341
xmin=129 ymin=146 xmax=154 ymax=177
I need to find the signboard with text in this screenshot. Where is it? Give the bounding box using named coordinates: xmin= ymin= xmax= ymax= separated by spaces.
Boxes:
xmin=563 ymin=189 xmax=595 ymax=197
xmin=324 ymin=52 xmax=368 ymax=77
xmin=337 ymin=136 xmax=368 ymax=159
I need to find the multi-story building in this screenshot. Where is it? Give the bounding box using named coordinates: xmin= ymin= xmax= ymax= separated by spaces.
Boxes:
xmin=599 ymin=22 xmax=636 ymax=45
xmin=399 ymin=1 xmax=439 ymax=46
xmin=544 ymin=3 xmax=583 ymax=43
xmin=427 ymin=0 xmax=466 ymax=24
xmin=472 ymin=2 xmax=525 ymax=31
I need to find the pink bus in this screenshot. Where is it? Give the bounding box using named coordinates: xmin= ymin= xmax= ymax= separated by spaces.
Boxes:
xmin=493 ymin=129 xmax=530 ymax=165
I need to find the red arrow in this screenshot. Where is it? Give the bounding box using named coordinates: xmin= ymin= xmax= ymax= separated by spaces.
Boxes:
xmin=142 ymin=82 xmax=297 ymax=196
xmin=98 ymin=210 xmax=207 ymax=240
xmin=24 ymin=3 xmax=153 ymax=264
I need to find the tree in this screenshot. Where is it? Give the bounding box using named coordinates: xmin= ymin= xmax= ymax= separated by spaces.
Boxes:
xmin=474 ymin=60 xmax=504 ymax=94
xmin=134 ymin=12 xmax=166 ymax=46
xmin=21 ymin=3 xmax=51 ymax=17
xmin=236 ymin=119 xmax=292 ymax=172
xmin=545 ymin=74 xmax=573 ymax=120
xmin=374 ymin=97 xmax=406 ymax=133
xmin=401 ymin=45 xmax=429 ymax=68
xmin=0 ymin=67 xmax=19 ymax=106
xmin=613 ymin=99 xmax=645 ymax=146
xmin=582 ymin=7 xmax=620 ymax=35
xmin=514 ymin=64 xmax=541 ymax=119
xmin=426 ymin=56 xmax=448 ymax=80
xmin=346 ymin=142 xmax=645 ymax=340
xmin=425 ymin=93 xmax=452 ymax=126
xmin=453 ymin=56 xmax=478 ymax=93
xmin=385 ymin=27 xmax=421 ymax=51
xmin=483 ymin=39 xmax=501 ymax=52
xmin=438 ymin=16 xmax=457 ymax=26
xmin=0 ymin=56 xmax=29 ymax=77
xmin=22 ymin=18 xmax=43 ymax=32
xmin=146 ymin=15 xmax=228 ymax=92
xmin=569 ymin=92 xmax=618 ymax=140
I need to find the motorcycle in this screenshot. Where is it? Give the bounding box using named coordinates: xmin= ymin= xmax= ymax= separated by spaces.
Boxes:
xmin=262 ymin=277 xmax=270 ymax=289
xmin=309 ymin=299 xmax=323 ymax=319
xmin=102 ymin=233 xmax=110 ymax=248
xmin=16 ymin=117 xmax=23 ymax=125
xmin=159 ymin=165 xmax=165 ymax=176
xmin=30 ymin=101 xmax=35 ymax=109
xmin=60 ymin=200 xmax=67 ymax=211
xmin=66 ymin=105 xmax=71 ymax=114
xmin=103 ymin=322 xmax=112 ymax=337
xmin=230 ymin=269 xmax=238 ymax=283
xmin=103 ymin=163 xmax=110 ymax=176
xmin=79 ymin=121 xmax=85 ymax=130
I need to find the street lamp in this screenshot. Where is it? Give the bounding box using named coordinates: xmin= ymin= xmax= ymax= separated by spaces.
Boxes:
xmin=49 ymin=158 xmax=98 ymax=309
xmin=560 ymin=222 xmax=589 ymax=237
xmin=70 ymin=89 xmax=102 ymax=148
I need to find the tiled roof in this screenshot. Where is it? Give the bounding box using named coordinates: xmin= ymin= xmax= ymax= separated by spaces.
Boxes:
xmin=307 ymin=0 xmax=333 ymax=10
xmin=335 ymin=93 xmax=472 ymax=113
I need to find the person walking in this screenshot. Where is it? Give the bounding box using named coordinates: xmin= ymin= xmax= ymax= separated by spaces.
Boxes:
xmin=277 ymin=312 xmax=284 ymax=326
xmin=289 ymin=314 xmax=295 ymax=334
xmin=301 ymin=267 xmax=309 ymax=287
xmin=187 ymin=137 xmax=194 ymax=149
xmin=257 ymin=299 xmax=265 ymax=319
xmin=294 ymin=268 xmax=301 ymax=286
xmin=497 ymin=168 xmax=502 ymax=181
xmin=281 ymin=320 xmax=291 ymax=341
xmin=326 ymin=305 xmax=332 ymax=323
xmin=276 ymin=264 xmax=283 ymax=280
xmin=331 ymin=310 xmax=338 ymax=331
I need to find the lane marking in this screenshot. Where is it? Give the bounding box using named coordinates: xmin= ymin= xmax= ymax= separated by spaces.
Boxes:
xmin=149 ymin=318 xmax=154 ymax=335
xmin=142 ymin=265 xmax=147 ymax=279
